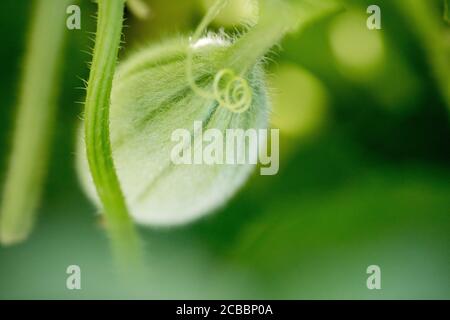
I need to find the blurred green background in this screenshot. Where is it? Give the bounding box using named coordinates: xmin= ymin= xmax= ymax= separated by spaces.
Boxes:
xmin=0 ymin=0 xmax=449 ymax=299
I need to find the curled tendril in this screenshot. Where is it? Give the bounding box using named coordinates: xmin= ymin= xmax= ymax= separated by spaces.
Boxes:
xmin=213 ymin=69 xmax=252 ymax=113
xmin=186 ymin=0 xmax=252 ymax=114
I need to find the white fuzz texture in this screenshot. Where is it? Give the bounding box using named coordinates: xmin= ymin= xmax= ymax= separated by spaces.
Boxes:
xmin=77 ymin=36 xmax=270 ymax=226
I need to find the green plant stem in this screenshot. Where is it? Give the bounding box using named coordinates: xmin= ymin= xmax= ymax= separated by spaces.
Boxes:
xmin=0 ymin=0 xmax=70 ymax=245
xmin=397 ymin=0 xmax=450 ymax=111
xmin=225 ymin=0 xmax=340 ymax=73
xmin=225 ymin=9 xmax=292 ymax=74
xmin=84 ymin=0 xmax=142 ymax=271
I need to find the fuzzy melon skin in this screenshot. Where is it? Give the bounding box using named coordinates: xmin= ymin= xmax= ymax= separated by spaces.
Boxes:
xmin=77 ymin=37 xmax=270 ymax=226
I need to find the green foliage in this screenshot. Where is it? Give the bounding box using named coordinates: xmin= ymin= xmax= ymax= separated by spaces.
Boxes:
xmin=0 ymin=0 xmax=71 ymax=245
xmin=77 ymin=35 xmax=270 ymax=226
xmin=0 ymin=0 xmax=448 ymax=299
xmin=82 ymin=0 xmax=142 ymax=271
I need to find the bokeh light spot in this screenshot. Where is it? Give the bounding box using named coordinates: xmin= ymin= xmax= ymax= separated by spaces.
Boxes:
xmin=270 ymin=64 xmax=328 ymax=138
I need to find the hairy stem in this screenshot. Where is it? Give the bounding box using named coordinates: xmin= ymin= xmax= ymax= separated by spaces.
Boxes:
xmin=0 ymin=0 xmax=70 ymax=245
xmin=225 ymin=0 xmax=340 ymax=73
xmin=84 ymin=0 xmax=142 ymax=271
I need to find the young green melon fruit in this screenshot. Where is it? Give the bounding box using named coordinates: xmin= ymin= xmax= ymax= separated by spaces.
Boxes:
xmin=76 ymin=35 xmax=270 ymax=226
